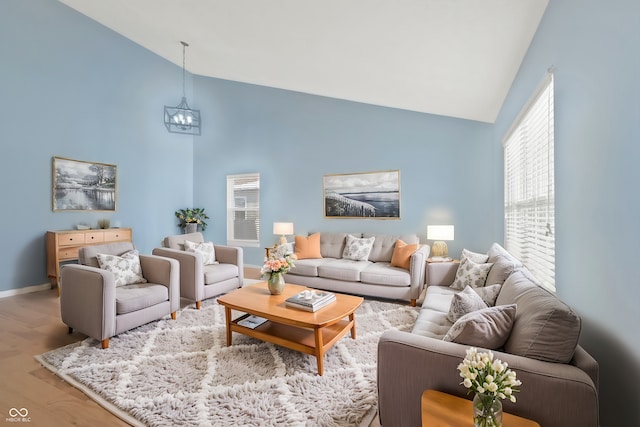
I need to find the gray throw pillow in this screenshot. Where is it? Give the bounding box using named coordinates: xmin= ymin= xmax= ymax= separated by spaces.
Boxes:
xmin=447 ymin=286 xmax=488 ymax=323
xmin=342 ymin=234 xmax=375 ymax=261
xmin=473 ymin=284 xmax=502 ymax=306
xmin=443 ymin=304 xmax=517 ymax=349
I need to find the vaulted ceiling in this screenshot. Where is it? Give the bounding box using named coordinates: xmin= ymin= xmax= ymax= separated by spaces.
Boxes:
xmin=59 ymin=0 xmax=548 ymax=123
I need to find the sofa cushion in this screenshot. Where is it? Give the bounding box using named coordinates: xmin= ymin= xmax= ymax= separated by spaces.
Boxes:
xmin=412 ymin=286 xmax=457 ymax=339
xmin=96 ymin=250 xmax=147 ymax=287
xmin=295 ymin=233 xmax=322 ymax=260
xmin=443 ymin=304 xmax=517 ymax=349
xmin=496 ymin=270 xmax=581 ymax=363
xmin=184 ymin=240 xmax=217 ymax=265
xmin=360 ymin=262 xmax=411 ymax=287
xmin=287 ymin=258 xmax=333 ymax=277
xmin=203 ymin=263 xmax=239 ymax=285
xmin=115 ymin=283 xmax=168 ymax=314
xmin=317 ymin=259 xmax=372 ymax=281
xmin=318 ymin=232 xmax=352 ymax=258
xmin=486 ymin=243 xmax=523 ymax=285
xmin=390 ymin=240 xmax=418 ymax=270
xmin=447 ymin=286 xmax=488 ymax=323
xmin=450 ymin=258 xmax=493 ymax=290
xmin=342 ymin=234 xmax=375 ymax=261
xmin=364 ymin=233 xmax=419 ymax=262
xmin=163 ymin=232 xmax=204 ymax=251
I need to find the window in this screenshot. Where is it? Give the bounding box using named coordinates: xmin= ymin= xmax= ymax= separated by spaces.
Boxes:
xmin=503 ymin=73 xmax=555 ymax=291
xmin=226 ymin=173 xmax=260 ymax=247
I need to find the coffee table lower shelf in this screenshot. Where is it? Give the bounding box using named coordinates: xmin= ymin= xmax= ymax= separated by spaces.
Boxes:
xmin=228 ymin=313 xmax=356 ymax=375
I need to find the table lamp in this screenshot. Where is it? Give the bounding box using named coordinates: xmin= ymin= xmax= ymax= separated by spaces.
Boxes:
xmin=273 ymin=222 xmax=294 ymax=245
xmin=427 ymin=225 xmax=454 ymax=258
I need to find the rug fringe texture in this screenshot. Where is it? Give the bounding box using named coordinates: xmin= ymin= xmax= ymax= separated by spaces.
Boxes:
xmin=36 ymin=297 xmax=419 ymax=426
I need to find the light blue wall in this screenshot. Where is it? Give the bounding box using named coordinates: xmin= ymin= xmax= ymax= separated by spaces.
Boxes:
xmin=192 ymin=77 xmax=499 ymax=267
xmin=0 ymin=0 xmax=195 ymax=292
xmin=493 ymin=0 xmax=640 ymax=425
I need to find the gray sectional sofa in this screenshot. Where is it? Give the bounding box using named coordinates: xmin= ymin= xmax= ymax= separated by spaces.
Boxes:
xmin=284 ymin=232 xmax=430 ymax=306
xmin=377 ymin=243 xmax=599 ymax=427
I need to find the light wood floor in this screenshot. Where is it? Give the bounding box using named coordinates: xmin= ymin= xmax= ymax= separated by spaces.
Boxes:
xmin=0 ymin=268 xmax=263 ymax=426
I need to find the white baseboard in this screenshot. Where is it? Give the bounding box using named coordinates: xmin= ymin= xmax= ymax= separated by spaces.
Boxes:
xmin=0 ymin=282 xmax=51 ymax=299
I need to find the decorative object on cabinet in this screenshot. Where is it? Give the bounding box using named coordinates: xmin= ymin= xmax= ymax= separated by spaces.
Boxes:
xmin=46 ymin=227 xmax=132 ymax=290
xmin=323 ymin=170 xmax=400 ymax=219
xmin=52 ymin=156 xmax=117 ymax=211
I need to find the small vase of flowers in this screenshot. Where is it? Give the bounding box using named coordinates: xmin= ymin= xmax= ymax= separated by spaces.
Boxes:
xmin=175 ymin=208 xmax=209 ymax=232
xmin=261 ymin=253 xmax=296 ymax=295
xmin=457 ymin=347 xmax=522 ymax=427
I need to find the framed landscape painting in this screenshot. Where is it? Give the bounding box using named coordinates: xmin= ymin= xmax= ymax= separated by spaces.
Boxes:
xmin=52 ymin=156 xmax=117 ymax=211
xmin=323 ymin=170 xmax=400 ymax=219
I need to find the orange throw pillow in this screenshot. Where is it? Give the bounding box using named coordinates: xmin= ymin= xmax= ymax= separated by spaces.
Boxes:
xmin=295 ymin=233 xmax=323 ymax=260
xmin=390 ymin=239 xmax=418 ymax=270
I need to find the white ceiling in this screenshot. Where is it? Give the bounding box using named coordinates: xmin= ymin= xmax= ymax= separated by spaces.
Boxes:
xmin=59 ymin=0 xmax=548 ymax=123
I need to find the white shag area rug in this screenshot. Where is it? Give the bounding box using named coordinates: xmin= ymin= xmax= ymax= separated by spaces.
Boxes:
xmin=36 ymin=296 xmax=419 ymax=426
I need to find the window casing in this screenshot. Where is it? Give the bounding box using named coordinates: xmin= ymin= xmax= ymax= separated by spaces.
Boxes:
xmin=226 ymin=173 xmax=260 ymax=247
xmin=503 ymin=73 xmax=555 ymax=291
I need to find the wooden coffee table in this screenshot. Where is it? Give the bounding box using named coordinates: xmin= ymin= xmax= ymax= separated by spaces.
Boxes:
xmin=217 ymin=282 xmax=364 ymax=375
xmin=421 ymin=390 xmax=541 ymax=427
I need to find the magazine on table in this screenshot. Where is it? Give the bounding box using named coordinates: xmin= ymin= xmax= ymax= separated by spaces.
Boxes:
xmin=236 ymin=315 xmax=268 ymax=329
xmin=285 ymin=290 xmax=336 ymax=312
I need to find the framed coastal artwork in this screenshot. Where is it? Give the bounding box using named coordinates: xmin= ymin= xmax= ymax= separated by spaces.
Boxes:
xmin=323 ymin=170 xmax=400 ymax=219
xmin=52 ymin=156 xmax=117 ymax=211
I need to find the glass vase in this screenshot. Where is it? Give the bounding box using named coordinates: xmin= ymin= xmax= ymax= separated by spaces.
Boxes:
xmin=473 ymin=393 xmax=502 ymax=427
xmin=267 ymin=273 xmax=285 ymax=295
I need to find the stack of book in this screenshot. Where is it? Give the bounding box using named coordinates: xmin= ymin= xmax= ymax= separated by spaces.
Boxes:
xmin=285 ymin=290 xmax=336 ymax=312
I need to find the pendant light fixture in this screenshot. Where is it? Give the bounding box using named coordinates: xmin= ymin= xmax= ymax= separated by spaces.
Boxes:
xmin=164 ymin=41 xmax=201 ymax=135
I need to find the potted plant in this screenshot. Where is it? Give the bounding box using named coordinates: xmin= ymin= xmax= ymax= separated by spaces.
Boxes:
xmin=175 ymin=208 xmax=209 ymax=233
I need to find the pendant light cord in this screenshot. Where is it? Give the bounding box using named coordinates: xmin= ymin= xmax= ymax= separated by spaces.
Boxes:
xmin=181 ymin=41 xmax=188 ymax=98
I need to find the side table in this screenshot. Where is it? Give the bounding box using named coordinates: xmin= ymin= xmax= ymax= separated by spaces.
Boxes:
xmin=421 ymin=390 xmax=540 ymax=427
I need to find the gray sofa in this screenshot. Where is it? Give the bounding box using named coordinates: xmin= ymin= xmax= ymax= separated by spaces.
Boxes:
xmin=377 ymin=243 xmax=599 ymax=427
xmin=284 ymin=232 xmax=429 ymax=306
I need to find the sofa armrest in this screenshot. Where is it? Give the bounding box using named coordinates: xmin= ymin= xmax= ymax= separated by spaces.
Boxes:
xmin=139 ymin=254 xmax=180 ymax=313
xmin=59 ymin=264 xmax=116 ymax=341
xmin=426 ymin=261 xmax=459 ymax=287
xmin=377 ymin=330 xmax=599 ymax=427
xmin=215 ymin=245 xmax=244 ymax=285
xmin=408 ymin=245 xmax=430 ymax=296
xmin=152 ymin=247 xmax=204 ymax=302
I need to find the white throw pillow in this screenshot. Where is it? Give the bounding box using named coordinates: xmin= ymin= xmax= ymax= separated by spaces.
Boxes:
xmin=473 ymin=284 xmax=502 ymax=306
xmin=461 ymin=248 xmax=489 ymax=264
xmin=447 ymin=286 xmax=488 ymax=323
xmin=184 ymin=240 xmax=217 ymax=265
xmin=96 ymin=250 xmax=147 ymax=287
xmin=450 ymin=258 xmax=494 ymax=290
xmin=342 ymin=234 xmax=375 ymax=261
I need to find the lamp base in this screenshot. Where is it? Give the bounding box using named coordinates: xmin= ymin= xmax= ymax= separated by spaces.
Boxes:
xmin=431 ymin=241 xmax=448 ymax=258
xmin=278 ymin=236 xmax=288 ymax=245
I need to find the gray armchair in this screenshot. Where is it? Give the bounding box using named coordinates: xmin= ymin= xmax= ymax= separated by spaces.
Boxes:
xmin=60 ymin=242 xmax=180 ymax=349
xmin=152 ymin=232 xmax=243 ymax=309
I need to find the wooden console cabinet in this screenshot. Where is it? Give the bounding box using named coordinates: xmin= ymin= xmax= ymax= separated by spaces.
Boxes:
xmin=46 ymin=228 xmax=132 ymax=288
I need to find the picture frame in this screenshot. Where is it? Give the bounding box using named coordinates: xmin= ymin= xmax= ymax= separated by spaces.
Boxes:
xmin=323 ymin=170 xmax=400 ymax=219
xmin=52 ymin=156 xmax=117 ymax=211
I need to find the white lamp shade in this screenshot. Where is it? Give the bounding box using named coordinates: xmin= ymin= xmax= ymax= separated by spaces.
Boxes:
xmin=273 ymin=222 xmax=294 ymax=236
xmin=427 ymin=225 xmax=454 ymax=241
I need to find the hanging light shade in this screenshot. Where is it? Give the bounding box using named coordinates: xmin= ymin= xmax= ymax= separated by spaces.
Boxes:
xmin=164 ymin=41 xmax=201 ymax=135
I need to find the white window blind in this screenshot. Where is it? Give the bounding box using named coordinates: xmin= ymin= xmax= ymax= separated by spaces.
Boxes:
xmin=226 ymin=173 xmax=260 ymax=247
xmin=503 ymin=73 xmax=555 ymax=291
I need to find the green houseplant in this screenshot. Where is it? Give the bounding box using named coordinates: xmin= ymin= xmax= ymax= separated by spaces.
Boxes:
xmin=175 ymin=208 xmax=209 ymax=231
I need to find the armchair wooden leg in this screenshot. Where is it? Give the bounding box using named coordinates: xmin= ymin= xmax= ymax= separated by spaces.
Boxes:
xmin=410 ymin=299 xmax=417 ymax=307
xmin=68 ymin=327 xmax=73 ymax=334
xmin=171 ymin=311 xmax=177 ymax=320
xmin=101 ymin=338 xmax=109 ymax=349
xmin=196 ymin=300 xmax=202 ymax=310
